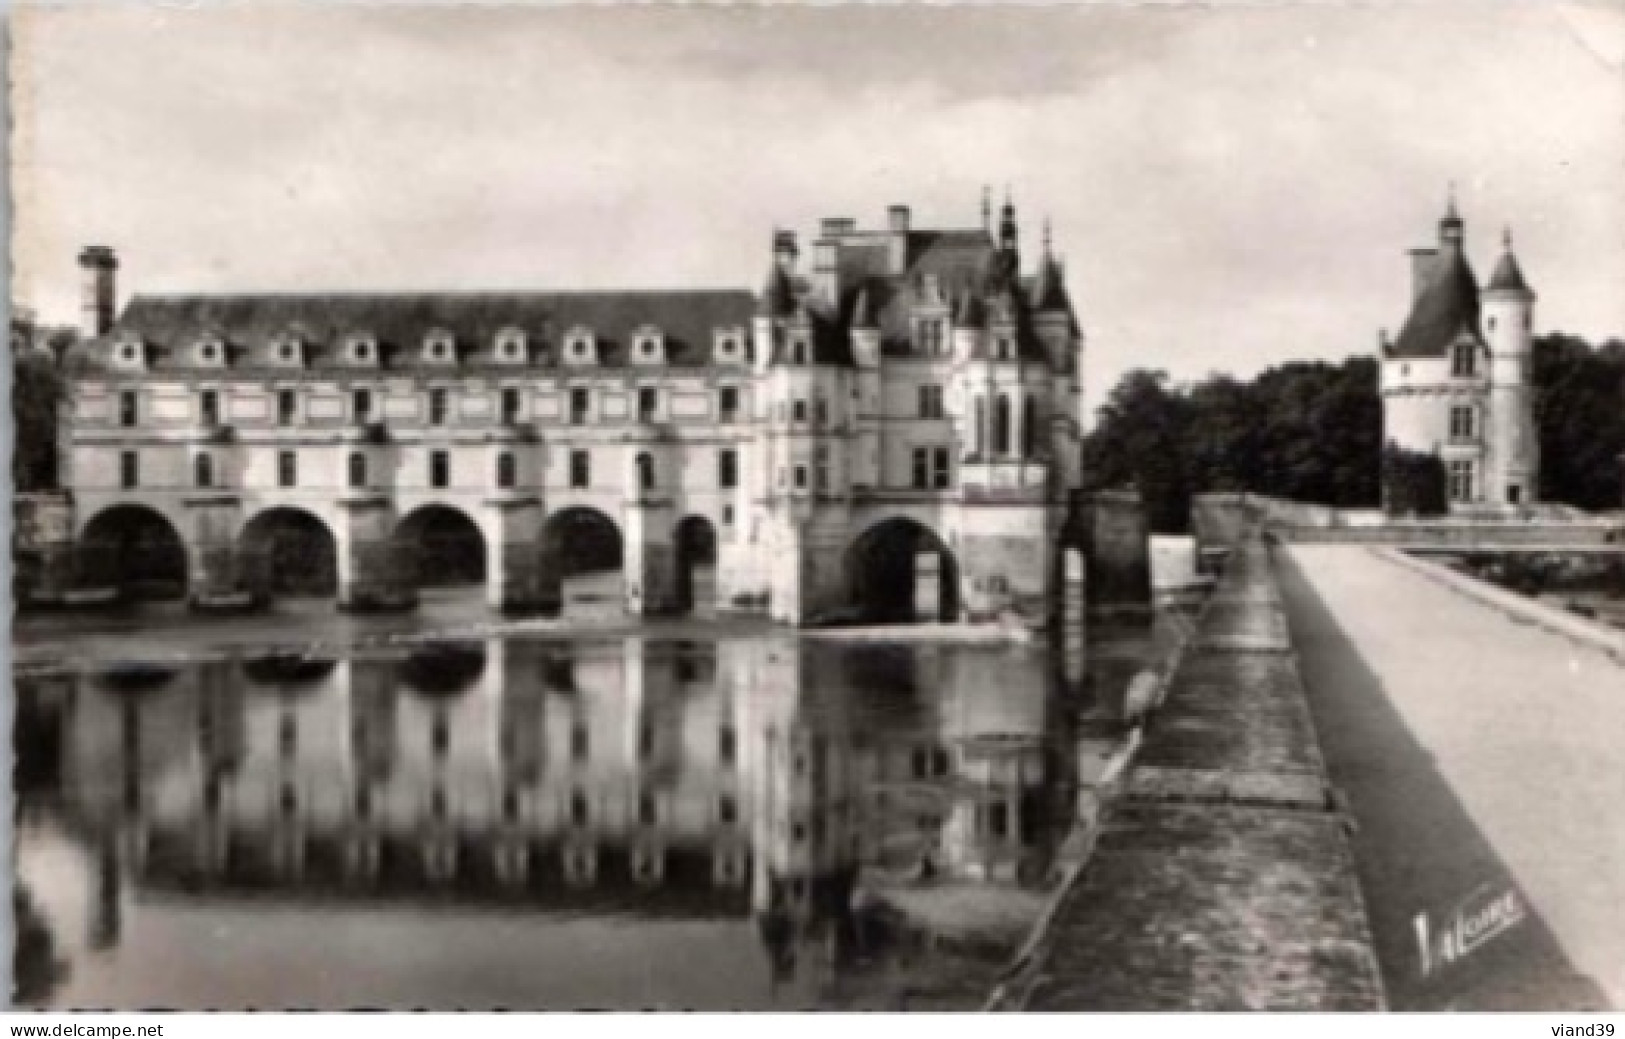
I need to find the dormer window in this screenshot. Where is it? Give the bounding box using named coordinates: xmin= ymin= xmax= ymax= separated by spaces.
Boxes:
xmin=632 ymin=326 xmax=664 ymax=365
xmin=345 ymin=333 xmax=379 ymax=367
xmin=563 ymin=328 xmax=596 ymax=366
xmin=271 ymin=333 xmax=304 ymax=367
xmin=790 ymin=337 xmax=808 ymax=365
xmin=494 ymin=328 xmax=527 ymax=364
xmin=113 ymin=335 xmax=144 ymax=370
xmin=995 ymin=336 xmax=1014 ymax=361
xmin=423 ymin=329 xmax=456 ymax=364
xmin=196 ymin=336 xmax=226 ymax=366
xmin=714 ymin=330 xmax=744 ymax=364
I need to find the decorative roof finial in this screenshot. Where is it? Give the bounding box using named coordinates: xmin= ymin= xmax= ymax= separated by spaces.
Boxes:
xmin=1042 ymin=218 xmax=1053 ymax=258
xmin=1503 ymin=225 xmax=1514 ymax=251
xmin=981 ymin=185 xmax=991 ymax=232
xmin=1446 ymin=181 xmax=1460 ymax=221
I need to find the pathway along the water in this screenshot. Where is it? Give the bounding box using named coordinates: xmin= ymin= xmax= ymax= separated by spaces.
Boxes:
xmin=1010 ymin=535 xmax=1383 ymax=1011
xmin=1277 ymin=544 xmax=1621 ymax=1010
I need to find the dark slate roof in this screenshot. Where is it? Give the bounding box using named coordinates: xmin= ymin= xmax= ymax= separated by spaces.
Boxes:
xmin=818 ymin=227 xmax=1053 ymax=364
xmin=1391 ymin=250 xmax=1482 ymax=359
xmin=71 ymin=290 xmax=757 ymax=372
xmin=1486 ymin=251 xmax=1532 ymax=295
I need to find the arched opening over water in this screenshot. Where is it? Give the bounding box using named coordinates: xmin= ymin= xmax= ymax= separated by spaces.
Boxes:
xmin=395 ymin=505 xmax=486 ymax=589
xmin=78 ymin=505 xmax=188 ymax=601
xmin=239 ymin=508 xmax=338 ymax=599
xmin=539 ymin=507 xmax=623 ymax=615
xmin=673 ymin=515 xmax=718 ymax=615
xmin=845 ymin=518 xmax=959 ymax=623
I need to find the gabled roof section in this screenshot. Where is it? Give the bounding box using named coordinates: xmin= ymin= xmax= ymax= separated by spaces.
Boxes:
xmin=1391 ymin=250 xmax=1482 ymax=358
xmin=71 ymin=290 xmax=757 ymax=373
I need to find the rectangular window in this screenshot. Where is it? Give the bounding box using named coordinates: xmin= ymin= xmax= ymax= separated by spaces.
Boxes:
xmin=570 ymin=387 xmax=590 ymax=425
xmin=430 ymin=450 xmax=450 ymax=489
xmin=277 ymin=389 xmax=297 ymax=426
xmin=1450 ymin=405 xmax=1475 ymax=440
xmin=815 ymin=445 xmax=829 ymax=491
xmin=199 ymin=389 xmax=219 ymax=426
xmin=814 ymin=397 xmax=828 ymax=425
xmin=638 ymin=387 xmax=658 ymax=422
xmin=719 ymin=727 xmax=737 ymax=766
xmin=352 ymin=388 xmax=373 ymax=423
xmin=501 ymin=387 xmax=521 ymax=424
xmin=1448 ymin=460 xmax=1475 ymax=503
xmin=119 ymin=450 xmax=139 ymax=489
xmin=792 ymin=400 xmax=808 ymax=423
xmin=119 ymin=390 xmax=138 ymax=428
xmin=794 ymin=464 xmax=808 ymax=490
xmin=570 ymin=723 xmax=590 ymax=763
xmin=918 ymin=384 xmax=944 ymax=419
xmin=570 ymin=449 xmax=591 ymax=489
xmin=429 ymin=388 xmax=448 ymax=425
xmin=932 ymin=446 xmax=951 ymax=489
xmin=277 ymin=450 xmax=296 ymax=488
xmin=718 ymin=386 xmax=740 ymax=422
xmin=912 ymin=447 xmax=929 ymax=489
xmin=719 ymin=448 xmax=739 ymax=489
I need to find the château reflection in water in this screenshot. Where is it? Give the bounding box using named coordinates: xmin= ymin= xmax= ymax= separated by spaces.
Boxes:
xmin=12 ymin=632 xmax=1133 ymax=1009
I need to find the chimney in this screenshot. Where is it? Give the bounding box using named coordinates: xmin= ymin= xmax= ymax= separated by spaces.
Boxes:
xmin=1407 ymin=248 xmax=1438 ymax=302
xmin=773 ymin=230 xmax=799 ymax=275
xmin=887 ymin=205 xmax=910 ymax=275
xmin=819 ymin=217 xmax=855 ymax=238
xmin=78 ymin=246 xmax=118 ymax=339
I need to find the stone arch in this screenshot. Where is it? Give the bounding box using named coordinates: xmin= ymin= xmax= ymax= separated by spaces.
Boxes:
xmin=539 ymin=506 xmax=624 ymax=615
xmin=395 ymin=504 xmax=486 ymax=588
xmin=845 ymin=516 xmax=959 ymax=623
xmin=673 ymin=514 xmax=718 ymax=615
xmin=238 ymin=506 xmax=338 ymax=598
xmin=78 ymin=504 xmax=188 ymax=601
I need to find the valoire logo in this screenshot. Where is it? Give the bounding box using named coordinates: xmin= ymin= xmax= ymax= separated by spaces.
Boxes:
xmin=1413 ymin=883 xmax=1527 ymax=976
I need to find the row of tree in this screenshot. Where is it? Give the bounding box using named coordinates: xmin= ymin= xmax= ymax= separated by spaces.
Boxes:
xmin=1082 ymin=335 xmax=1625 ymax=532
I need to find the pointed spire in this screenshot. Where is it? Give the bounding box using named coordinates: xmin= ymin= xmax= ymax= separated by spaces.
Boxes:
xmin=1439 ymin=182 xmax=1465 ymax=249
xmin=1487 ymin=225 xmax=1532 ymax=295
xmin=998 ymin=188 xmax=1019 ymax=255
xmin=981 ymin=186 xmax=992 ymax=234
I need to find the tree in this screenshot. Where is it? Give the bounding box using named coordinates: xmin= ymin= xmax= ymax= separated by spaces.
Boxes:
xmin=12 ymin=351 xmax=62 ymax=493
xmin=1381 ymin=443 xmax=1448 ymax=517
xmin=1532 ymin=334 xmax=1625 ymax=510
xmin=1081 ymin=369 xmax=1192 ymax=532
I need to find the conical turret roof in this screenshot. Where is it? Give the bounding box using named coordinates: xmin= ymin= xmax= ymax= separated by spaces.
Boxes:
xmin=1487 ymin=233 xmax=1532 ymax=295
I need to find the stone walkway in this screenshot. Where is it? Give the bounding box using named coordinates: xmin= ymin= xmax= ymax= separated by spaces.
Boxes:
xmin=1278 ymin=544 xmax=1622 ymax=1010
xmin=1007 ymin=536 xmax=1383 ymax=1011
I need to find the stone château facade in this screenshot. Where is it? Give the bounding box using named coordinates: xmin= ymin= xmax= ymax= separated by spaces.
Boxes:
xmin=53 ymin=198 xmax=1106 ymax=624
xmin=1380 ymin=197 xmax=1539 ymax=511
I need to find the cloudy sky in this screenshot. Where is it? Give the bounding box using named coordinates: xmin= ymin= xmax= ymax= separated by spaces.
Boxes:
xmin=12 ymin=3 xmax=1625 ymax=417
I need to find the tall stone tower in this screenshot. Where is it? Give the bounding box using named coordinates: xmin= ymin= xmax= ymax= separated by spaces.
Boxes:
xmin=1380 ymin=194 xmax=1539 ymax=511
xmin=1482 ymin=230 xmax=1539 ymax=508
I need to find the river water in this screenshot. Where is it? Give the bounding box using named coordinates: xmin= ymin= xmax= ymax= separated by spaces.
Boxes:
xmin=13 ymin=624 xmax=1171 ymax=1010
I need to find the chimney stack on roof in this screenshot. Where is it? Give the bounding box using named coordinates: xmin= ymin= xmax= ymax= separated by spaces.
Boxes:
xmin=887 ymin=204 xmax=911 ymax=275
xmin=78 ymin=245 xmax=118 ymax=340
